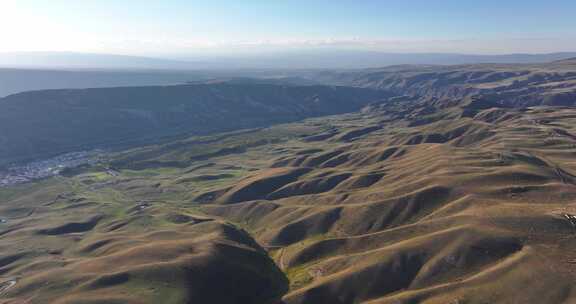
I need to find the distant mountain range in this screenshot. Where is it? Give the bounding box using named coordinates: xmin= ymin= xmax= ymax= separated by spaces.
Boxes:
xmin=199 ymin=50 xmax=576 ymax=69
xmin=0 ymin=69 xmax=307 ymax=97
xmin=1 ymin=51 xmax=576 ymax=70
xmin=0 ymin=52 xmax=209 ymax=70
xmin=1 ymin=51 xmax=575 ymax=97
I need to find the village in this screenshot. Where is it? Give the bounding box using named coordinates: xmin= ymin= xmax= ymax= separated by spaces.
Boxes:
xmin=0 ymin=151 xmax=103 ymax=187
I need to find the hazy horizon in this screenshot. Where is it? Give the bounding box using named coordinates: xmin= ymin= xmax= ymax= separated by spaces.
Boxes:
xmin=1 ymin=50 xmax=575 ymax=71
xmin=2 ymin=0 xmax=576 ymax=57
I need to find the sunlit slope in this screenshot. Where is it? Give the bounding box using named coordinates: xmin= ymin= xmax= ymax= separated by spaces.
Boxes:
xmin=2 ymin=94 xmax=576 ymax=302
xmin=196 ymin=101 xmax=576 ymax=303
xmin=0 ymin=177 xmax=287 ymax=303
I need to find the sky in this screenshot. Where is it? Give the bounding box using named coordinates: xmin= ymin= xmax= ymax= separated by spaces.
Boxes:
xmin=1 ymin=0 xmax=576 ymax=56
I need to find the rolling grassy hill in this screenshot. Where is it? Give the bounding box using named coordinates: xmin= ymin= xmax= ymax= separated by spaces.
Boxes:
xmin=1 ymin=61 xmax=576 ymax=303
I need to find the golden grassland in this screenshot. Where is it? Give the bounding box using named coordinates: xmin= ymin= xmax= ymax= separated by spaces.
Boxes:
xmin=3 ymin=101 xmax=576 ymax=303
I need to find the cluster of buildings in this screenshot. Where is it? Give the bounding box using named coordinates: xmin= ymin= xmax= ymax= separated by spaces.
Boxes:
xmin=0 ymin=151 xmax=103 ymax=187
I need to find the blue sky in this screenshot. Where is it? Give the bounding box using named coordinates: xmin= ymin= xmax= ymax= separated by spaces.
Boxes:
xmin=1 ymin=0 xmax=575 ymax=55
